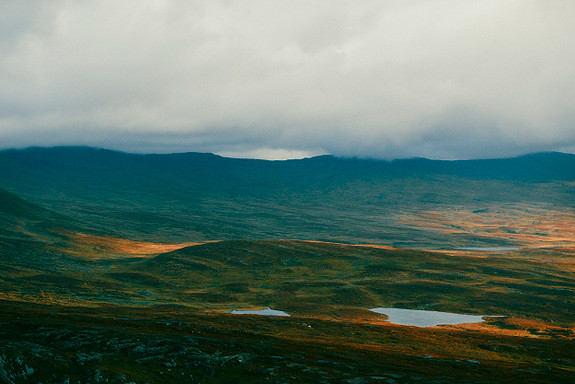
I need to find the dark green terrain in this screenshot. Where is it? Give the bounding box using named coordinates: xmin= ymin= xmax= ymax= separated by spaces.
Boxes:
xmin=1 ymin=147 xmax=574 ymax=383
xmin=1 ymin=147 xmax=573 ymax=247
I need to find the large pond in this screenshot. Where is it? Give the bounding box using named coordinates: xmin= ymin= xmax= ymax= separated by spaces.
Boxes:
xmin=231 ymin=307 xmax=290 ymax=317
xmin=369 ymin=307 xmax=486 ymax=327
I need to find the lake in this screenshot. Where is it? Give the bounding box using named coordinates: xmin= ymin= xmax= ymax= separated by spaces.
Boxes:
xmin=369 ymin=307 xmax=486 ymax=327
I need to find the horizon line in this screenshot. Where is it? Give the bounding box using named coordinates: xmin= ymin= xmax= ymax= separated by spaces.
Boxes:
xmin=0 ymin=144 xmax=573 ymax=162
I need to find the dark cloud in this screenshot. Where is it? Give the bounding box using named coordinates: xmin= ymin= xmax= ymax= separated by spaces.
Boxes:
xmin=1 ymin=1 xmax=574 ymax=159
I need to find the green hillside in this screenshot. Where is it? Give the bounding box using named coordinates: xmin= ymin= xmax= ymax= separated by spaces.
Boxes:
xmin=1 ymin=147 xmax=573 ymax=248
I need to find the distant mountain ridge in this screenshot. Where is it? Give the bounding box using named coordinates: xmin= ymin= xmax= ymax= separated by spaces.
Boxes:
xmin=0 ymin=146 xmax=573 ymax=247
xmin=1 ymin=146 xmax=573 ymax=181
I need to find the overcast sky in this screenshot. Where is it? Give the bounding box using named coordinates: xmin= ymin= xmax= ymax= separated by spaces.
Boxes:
xmin=1 ymin=1 xmax=574 ymax=159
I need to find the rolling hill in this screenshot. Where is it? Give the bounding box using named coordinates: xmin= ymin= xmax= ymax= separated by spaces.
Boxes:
xmin=0 ymin=187 xmax=79 ymax=266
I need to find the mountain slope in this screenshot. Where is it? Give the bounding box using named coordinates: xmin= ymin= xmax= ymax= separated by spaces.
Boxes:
xmin=1 ymin=147 xmax=573 ymax=247
xmin=0 ymin=187 xmax=69 ymax=241
xmin=0 ymin=187 xmax=59 ymax=222
xmin=0 ymin=188 xmax=83 ymax=273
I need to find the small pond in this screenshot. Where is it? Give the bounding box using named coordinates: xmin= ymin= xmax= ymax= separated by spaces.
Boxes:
xmin=231 ymin=307 xmax=290 ymax=317
xmin=369 ymin=307 xmax=486 ymax=327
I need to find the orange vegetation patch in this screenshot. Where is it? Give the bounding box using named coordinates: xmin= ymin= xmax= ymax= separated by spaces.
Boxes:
xmin=0 ymin=291 xmax=98 ymax=308
xmin=281 ymin=239 xmax=397 ymax=251
xmin=447 ymin=317 xmax=575 ymax=339
xmin=66 ymin=233 xmax=203 ymax=258
xmin=398 ymin=206 xmax=575 ymax=249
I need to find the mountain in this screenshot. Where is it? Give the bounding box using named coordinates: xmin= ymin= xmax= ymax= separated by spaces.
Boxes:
xmin=1 ymin=146 xmax=573 ymax=247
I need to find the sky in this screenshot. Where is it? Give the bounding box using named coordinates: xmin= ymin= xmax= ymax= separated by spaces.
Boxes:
xmin=1 ymin=0 xmax=575 ymax=160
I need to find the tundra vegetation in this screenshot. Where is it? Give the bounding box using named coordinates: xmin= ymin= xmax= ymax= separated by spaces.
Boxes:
xmin=0 ymin=147 xmax=574 ymax=383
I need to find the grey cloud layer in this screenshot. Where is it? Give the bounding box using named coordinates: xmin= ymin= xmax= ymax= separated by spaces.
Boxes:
xmin=1 ymin=0 xmax=574 ymax=159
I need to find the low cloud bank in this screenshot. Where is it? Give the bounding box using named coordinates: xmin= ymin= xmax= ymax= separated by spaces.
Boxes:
xmin=1 ymin=1 xmax=574 ymax=159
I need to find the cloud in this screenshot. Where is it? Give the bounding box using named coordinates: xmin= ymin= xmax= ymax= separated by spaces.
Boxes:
xmin=1 ymin=0 xmax=574 ymax=159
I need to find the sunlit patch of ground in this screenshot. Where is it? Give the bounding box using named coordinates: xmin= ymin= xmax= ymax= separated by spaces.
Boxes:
xmin=448 ymin=317 xmax=575 ymax=339
xmin=281 ymin=239 xmax=398 ymax=251
xmin=62 ymin=233 xmax=204 ymax=259
xmin=398 ymin=205 xmax=575 ymax=250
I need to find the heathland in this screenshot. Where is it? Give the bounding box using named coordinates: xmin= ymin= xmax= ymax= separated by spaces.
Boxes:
xmin=0 ymin=147 xmax=574 ymax=383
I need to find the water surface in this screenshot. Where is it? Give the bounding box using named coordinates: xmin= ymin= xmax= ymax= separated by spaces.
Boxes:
xmin=369 ymin=307 xmax=485 ymax=327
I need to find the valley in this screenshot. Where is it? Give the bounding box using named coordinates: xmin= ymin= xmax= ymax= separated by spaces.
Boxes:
xmin=0 ymin=147 xmax=574 ymax=383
